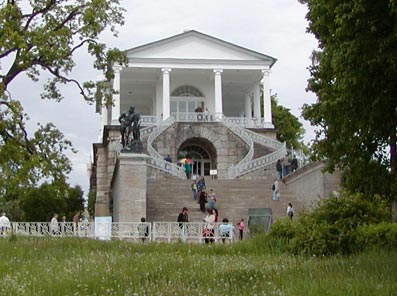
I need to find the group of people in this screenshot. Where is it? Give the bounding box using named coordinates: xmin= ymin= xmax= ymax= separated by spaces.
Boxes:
xmin=191 ymin=177 xmax=215 ymax=212
xmin=271 ymin=179 xmax=295 ymax=219
xmin=50 ymin=211 xmax=84 ymax=235
xmin=276 ymin=154 xmax=298 ymax=180
xmin=177 ymin=206 xmax=245 ymax=244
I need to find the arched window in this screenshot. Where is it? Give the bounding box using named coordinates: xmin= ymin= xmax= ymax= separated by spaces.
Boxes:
xmin=171 ymin=85 xmax=204 ymax=97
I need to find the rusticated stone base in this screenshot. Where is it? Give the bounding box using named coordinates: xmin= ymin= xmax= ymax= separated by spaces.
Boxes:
xmin=111 ymin=153 xmax=149 ymax=222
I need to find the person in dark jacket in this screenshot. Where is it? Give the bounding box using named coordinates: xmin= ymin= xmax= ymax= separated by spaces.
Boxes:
xmin=198 ymin=189 xmax=207 ymax=212
xmin=177 ymin=207 xmax=189 ymax=241
xmin=276 ymin=159 xmax=282 ymax=180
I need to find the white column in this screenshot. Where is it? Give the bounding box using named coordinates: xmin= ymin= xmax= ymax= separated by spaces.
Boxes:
xmin=262 ymin=70 xmax=274 ymax=128
xmin=213 ymin=69 xmax=223 ymax=120
xmin=161 ymin=68 xmax=171 ymax=120
xmin=253 ymin=83 xmax=261 ymax=120
xmin=111 ymin=65 xmax=122 ymax=124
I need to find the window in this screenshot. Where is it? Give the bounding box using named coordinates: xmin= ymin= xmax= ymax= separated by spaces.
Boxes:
xmin=171 ymin=85 xmax=204 ymax=97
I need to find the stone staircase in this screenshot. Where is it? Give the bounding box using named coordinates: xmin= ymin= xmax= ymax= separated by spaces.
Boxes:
xmin=146 ymin=174 xmax=304 ymax=224
xmin=252 ymin=143 xmax=273 ymax=159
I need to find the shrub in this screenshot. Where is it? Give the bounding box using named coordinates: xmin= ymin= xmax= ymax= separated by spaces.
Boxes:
xmin=270 ymin=191 xmax=389 ymax=256
xmin=269 ymin=217 xmax=296 ymax=241
xmin=357 ymin=222 xmax=397 ymax=250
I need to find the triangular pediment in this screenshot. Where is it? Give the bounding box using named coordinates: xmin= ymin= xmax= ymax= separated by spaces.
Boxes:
xmin=126 ymin=30 xmax=276 ymax=65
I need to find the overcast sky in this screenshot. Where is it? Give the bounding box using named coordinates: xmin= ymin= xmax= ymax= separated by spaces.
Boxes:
xmin=6 ymin=0 xmax=318 ymax=197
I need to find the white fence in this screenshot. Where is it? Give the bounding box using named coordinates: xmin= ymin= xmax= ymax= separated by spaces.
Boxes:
xmin=0 ymin=222 xmax=237 ymax=243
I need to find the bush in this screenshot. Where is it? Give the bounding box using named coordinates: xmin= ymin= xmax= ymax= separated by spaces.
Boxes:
xmin=269 ymin=217 xmax=296 ymax=241
xmin=357 ymin=222 xmax=397 ymax=250
xmin=270 ymin=191 xmax=390 ymax=256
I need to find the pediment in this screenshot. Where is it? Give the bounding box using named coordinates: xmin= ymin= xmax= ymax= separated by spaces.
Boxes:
xmin=126 ymin=30 xmax=276 ymax=65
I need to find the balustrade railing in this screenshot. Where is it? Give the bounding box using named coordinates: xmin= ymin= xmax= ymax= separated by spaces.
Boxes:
xmin=146 ymin=116 xmax=186 ymax=179
xmin=110 ymin=113 xmax=287 ymax=179
xmin=222 ymin=118 xmax=254 ymax=177
xmin=223 ymin=118 xmax=286 ymax=179
xmin=1 ymin=222 xmax=237 ymax=243
xmin=140 ymin=115 xmax=163 ymax=126
xmin=224 ymin=117 xmax=266 ymax=128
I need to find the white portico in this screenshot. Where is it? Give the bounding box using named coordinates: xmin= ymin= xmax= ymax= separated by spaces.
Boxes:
xmin=100 ymin=30 xmax=276 ymax=129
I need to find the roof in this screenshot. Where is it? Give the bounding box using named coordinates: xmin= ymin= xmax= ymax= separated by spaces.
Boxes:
xmin=125 ymin=30 xmax=277 ymax=67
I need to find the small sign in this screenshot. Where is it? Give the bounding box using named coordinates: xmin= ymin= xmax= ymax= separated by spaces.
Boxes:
xmin=95 ymin=216 xmax=112 ymax=240
xmin=210 ymin=169 xmax=218 ymax=176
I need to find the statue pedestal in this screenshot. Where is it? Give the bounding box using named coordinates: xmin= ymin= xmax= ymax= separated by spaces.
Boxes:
xmin=111 ymin=153 xmax=149 ymax=222
xmin=121 ymin=140 xmax=143 ymax=153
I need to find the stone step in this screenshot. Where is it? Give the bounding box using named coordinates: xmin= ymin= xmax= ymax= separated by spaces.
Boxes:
xmin=147 ymin=176 xmax=303 ymax=223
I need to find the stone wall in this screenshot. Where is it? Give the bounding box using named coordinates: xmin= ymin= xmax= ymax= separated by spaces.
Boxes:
xmin=283 ymin=161 xmax=342 ymax=211
xmin=94 ymin=128 xmax=121 ymax=217
xmin=112 ymin=153 xmax=148 ymax=222
xmin=153 ymin=122 xmax=249 ymax=179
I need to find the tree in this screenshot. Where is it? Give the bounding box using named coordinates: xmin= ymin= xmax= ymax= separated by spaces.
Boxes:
xmin=87 ymin=186 xmax=96 ymax=217
xmin=271 ymin=95 xmax=306 ymax=150
xmin=21 ymin=181 xmax=84 ymax=222
xmin=0 ymin=1 xmax=127 ymax=210
xmin=299 ymin=0 xmax=397 ymax=202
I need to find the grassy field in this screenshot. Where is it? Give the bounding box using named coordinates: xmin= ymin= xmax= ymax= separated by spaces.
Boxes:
xmin=0 ymin=235 xmax=396 ymax=296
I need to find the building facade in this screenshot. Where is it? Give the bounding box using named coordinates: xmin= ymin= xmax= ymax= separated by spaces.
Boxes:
xmin=92 ymin=31 xmax=316 ymax=223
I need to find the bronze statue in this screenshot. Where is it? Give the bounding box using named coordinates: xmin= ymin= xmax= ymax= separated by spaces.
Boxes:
xmin=119 ymin=106 xmax=141 ymax=148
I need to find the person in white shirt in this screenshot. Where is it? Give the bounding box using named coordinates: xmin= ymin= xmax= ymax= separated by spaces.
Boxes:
xmin=203 ymin=209 xmax=216 ymax=244
xmin=50 ymin=213 xmax=59 ymax=235
xmin=0 ymin=212 xmax=11 ymax=236
xmin=272 ymin=179 xmax=280 ymax=200
xmin=287 ymin=203 xmax=294 ymax=220
xmin=219 ymin=218 xmax=235 ymax=244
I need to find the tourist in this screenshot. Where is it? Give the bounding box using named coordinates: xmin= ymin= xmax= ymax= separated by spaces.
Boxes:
xmin=60 ymin=216 xmax=67 ymax=235
xmin=184 ymin=160 xmax=192 ymax=179
xmin=50 ymin=213 xmax=59 ymax=236
xmin=72 ymin=211 xmax=80 ymax=234
xmin=290 ymin=155 xmax=298 ymax=172
xmin=198 ymin=189 xmax=207 ymax=212
xmin=237 ymin=218 xmax=245 ymax=240
xmin=219 ymin=218 xmax=234 ymax=244
xmin=177 ymin=207 xmax=189 ymax=241
xmin=138 ymin=217 xmax=149 ymax=242
xmin=164 ymin=154 xmax=172 ymax=163
xmin=282 ymin=154 xmax=290 ymax=177
xmin=287 ymin=203 xmax=294 ymax=220
xmin=203 ymin=209 xmax=216 ymax=244
xmin=204 ymin=108 xmax=209 ymax=121
xmin=191 ymin=180 xmax=198 ymax=201
xmin=213 ymin=208 xmax=218 ymax=223
xmin=177 ymin=207 xmax=189 ymax=225
xmin=272 ymin=178 xmax=280 ymax=201
xmin=0 ymin=212 xmax=11 ymax=236
xmin=276 ymin=159 xmax=282 ymax=180
xmin=208 ymin=189 xmax=217 ymax=209
xmin=197 ymin=176 xmax=206 ymax=191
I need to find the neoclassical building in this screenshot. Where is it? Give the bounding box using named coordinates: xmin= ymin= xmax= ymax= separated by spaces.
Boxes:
xmin=92 ymin=31 xmax=340 ymax=223
xmin=101 ymin=30 xmax=275 ymax=129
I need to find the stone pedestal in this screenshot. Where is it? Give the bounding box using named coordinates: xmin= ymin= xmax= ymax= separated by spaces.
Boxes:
xmin=111 ymin=153 xmax=149 ymax=222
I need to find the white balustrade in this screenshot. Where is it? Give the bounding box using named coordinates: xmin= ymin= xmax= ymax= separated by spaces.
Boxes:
xmin=110 ymin=113 xmax=289 ymax=179
xmin=223 ymin=117 xmax=286 ymax=179
xmin=146 ymin=116 xmax=186 ymax=179
xmin=2 ymin=222 xmax=236 ymax=243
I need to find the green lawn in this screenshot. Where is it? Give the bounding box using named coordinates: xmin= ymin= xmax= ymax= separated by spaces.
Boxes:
xmin=0 ymin=236 xmax=396 ymax=296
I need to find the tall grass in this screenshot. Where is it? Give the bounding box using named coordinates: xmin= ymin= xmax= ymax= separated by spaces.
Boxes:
xmin=0 ymin=236 xmax=396 ymax=295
